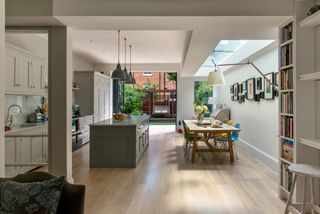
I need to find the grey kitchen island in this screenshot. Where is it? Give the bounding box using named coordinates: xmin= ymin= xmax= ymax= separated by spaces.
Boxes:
xmin=89 ymin=115 xmax=150 ymax=168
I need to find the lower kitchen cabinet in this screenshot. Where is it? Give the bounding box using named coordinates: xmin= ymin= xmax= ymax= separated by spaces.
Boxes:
xmin=5 ymin=124 xmax=48 ymax=177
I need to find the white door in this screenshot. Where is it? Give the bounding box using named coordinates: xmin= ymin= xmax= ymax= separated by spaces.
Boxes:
xmin=16 ymin=55 xmax=30 ymax=90
xmin=5 ymin=54 xmax=17 ymax=91
xmin=94 ymin=75 xmax=100 ymax=122
xmin=29 ymin=60 xmax=42 ymax=92
xmin=104 ymin=79 xmax=111 ymax=119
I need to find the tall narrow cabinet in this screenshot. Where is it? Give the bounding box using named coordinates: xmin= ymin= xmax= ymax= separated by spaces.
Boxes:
xmin=279 ymin=0 xmax=320 ymax=204
xmin=74 ymin=71 xmax=112 ymax=123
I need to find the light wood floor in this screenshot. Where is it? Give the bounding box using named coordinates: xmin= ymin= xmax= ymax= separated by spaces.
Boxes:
xmin=72 ymin=125 xmax=285 ymax=214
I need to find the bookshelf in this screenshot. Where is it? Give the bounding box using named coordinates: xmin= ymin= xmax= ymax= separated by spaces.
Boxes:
xmin=278 ymin=0 xmax=320 ymax=203
xmin=278 ymin=20 xmax=295 ymax=197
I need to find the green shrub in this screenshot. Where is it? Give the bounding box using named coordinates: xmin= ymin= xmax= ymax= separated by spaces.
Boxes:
xmin=123 ymin=85 xmax=144 ymax=114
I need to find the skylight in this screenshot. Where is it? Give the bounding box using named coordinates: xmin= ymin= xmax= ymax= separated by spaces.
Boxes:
xmin=195 ymin=40 xmax=275 ymax=76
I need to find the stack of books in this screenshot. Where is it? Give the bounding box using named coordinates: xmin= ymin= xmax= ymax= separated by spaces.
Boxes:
xmin=280 ymin=93 xmax=294 ymax=114
xmin=280 ymin=68 xmax=293 ymax=90
xmin=281 ymin=163 xmax=293 ymax=191
xmin=282 ymin=139 xmax=293 ymax=162
xmin=280 ymin=44 xmax=293 ymax=67
xmin=280 ymin=116 xmax=294 ymax=139
xmin=281 ymin=24 xmax=293 ymax=43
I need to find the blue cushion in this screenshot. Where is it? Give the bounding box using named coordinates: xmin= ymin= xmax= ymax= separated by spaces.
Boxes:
xmin=0 ymin=176 xmax=64 ymax=214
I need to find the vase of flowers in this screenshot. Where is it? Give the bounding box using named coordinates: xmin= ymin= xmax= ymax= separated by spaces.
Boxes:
xmin=193 ymin=103 xmax=209 ymax=124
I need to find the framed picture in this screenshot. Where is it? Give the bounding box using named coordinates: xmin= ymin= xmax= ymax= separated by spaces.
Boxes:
xmin=256 ymin=77 xmax=263 ymax=91
xmin=246 ymin=78 xmax=255 ymax=100
xmin=242 ymin=81 xmax=247 ymax=98
xmin=239 ymin=83 xmax=243 ymax=96
xmin=264 ymin=72 xmax=275 ymax=100
xmin=275 ymin=72 xmax=279 ymax=87
xmin=230 ymin=85 xmax=234 ymax=94
xmin=233 ymin=83 xmax=239 ymax=101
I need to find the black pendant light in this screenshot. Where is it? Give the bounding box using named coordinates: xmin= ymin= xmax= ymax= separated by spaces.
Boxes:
xmin=111 ymin=30 xmax=126 ymax=80
xmin=129 ymin=45 xmax=136 ymax=84
xmin=123 ymin=38 xmax=132 ymax=83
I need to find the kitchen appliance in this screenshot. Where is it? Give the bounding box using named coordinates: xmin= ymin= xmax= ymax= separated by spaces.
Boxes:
xmin=72 ymin=104 xmax=81 ymax=118
xmin=27 ymin=113 xmax=43 ymax=123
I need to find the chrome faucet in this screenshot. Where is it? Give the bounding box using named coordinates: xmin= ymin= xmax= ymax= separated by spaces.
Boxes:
xmin=6 ymin=104 xmax=22 ymax=127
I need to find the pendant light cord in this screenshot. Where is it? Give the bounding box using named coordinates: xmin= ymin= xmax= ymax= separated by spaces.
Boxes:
xmin=117 ymin=30 xmax=120 ymax=64
xmin=124 ymin=38 xmax=127 ymax=69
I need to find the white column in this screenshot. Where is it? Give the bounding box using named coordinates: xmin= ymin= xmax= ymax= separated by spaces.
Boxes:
xmin=49 ymin=26 xmax=73 ymax=182
xmin=0 ymin=0 xmax=5 ymax=177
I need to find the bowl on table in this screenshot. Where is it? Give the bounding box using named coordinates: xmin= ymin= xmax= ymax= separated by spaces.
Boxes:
xmin=113 ymin=113 xmax=126 ymax=121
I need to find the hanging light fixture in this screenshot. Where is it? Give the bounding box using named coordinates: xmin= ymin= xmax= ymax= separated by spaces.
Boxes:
xmin=123 ymin=38 xmax=132 ymax=83
xmin=207 ymin=59 xmax=226 ymax=86
xmin=129 ymin=45 xmax=136 ymax=84
xmin=111 ymin=30 xmax=126 ymax=80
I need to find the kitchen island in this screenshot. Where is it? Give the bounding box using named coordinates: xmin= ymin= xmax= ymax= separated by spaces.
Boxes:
xmin=89 ymin=115 xmax=150 ymax=168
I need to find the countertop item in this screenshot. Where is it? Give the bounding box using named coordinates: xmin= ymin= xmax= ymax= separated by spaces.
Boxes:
xmin=90 ymin=114 xmax=150 ymax=126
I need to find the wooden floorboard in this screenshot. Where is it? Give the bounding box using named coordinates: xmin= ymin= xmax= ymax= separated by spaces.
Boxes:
xmin=71 ymin=125 xmax=285 ymax=214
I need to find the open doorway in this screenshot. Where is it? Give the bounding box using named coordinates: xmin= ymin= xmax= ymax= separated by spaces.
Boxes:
xmin=131 ymin=72 xmax=177 ymax=125
xmin=4 ymin=29 xmax=49 ymax=177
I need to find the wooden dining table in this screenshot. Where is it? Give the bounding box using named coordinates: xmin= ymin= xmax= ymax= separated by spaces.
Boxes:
xmin=183 ymin=120 xmax=241 ymax=163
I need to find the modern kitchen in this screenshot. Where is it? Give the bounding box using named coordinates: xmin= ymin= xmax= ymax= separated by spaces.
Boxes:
xmin=3 ymin=30 xmax=151 ymax=178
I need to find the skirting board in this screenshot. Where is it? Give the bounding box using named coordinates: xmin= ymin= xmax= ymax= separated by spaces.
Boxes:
xmin=238 ymin=138 xmax=278 ymax=173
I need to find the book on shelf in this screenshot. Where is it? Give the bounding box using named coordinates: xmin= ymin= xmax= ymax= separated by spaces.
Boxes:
xmin=280 ymin=68 xmax=293 ymax=90
xmin=281 ymin=23 xmax=293 ymax=43
xmin=280 ymin=116 xmax=294 ymax=139
xmin=280 ymin=43 xmax=293 ymax=67
xmin=280 ymin=92 xmax=294 ymax=114
xmin=281 ymin=163 xmax=293 ymax=192
xmin=282 ymin=139 xmax=294 ymax=148
xmin=282 ymin=143 xmax=293 ymax=162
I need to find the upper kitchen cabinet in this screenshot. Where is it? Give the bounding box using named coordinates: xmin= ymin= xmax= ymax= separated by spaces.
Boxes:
xmin=74 ymin=71 xmax=112 ymax=123
xmin=5 ymin=43 xmax=47 ymax=96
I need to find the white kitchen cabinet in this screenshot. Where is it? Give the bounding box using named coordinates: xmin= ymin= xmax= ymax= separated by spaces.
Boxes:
xmin=16 ymin=55 xmax=30 ymax=90
xmin=5 ymin=138 xmax=18 ymax=177
xmin=5 ymin=53 xmax=16 ymax=92
xmin=5 ymin=43 xmax=47 ymax=95
xmin=74 ymin=71 xmax=112 ymax=123
xmin=29 ymin=60 xmax=42 ymax=92
xmin=5 ymin=124 xmax=48 ymax=177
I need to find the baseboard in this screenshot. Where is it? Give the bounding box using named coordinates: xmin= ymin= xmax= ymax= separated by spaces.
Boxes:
xmin=237 ymin=138 xmax=278 ymax=173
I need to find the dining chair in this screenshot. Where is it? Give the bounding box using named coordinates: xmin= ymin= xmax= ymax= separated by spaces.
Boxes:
xmin=218 ymin=123 xmax=240 ymax=160
xmin=182 ymin=121 xmax=204 ymax=160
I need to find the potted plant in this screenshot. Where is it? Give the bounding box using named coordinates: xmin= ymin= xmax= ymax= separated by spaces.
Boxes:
xmin=193 ymin=103 xmax=209 ymax=124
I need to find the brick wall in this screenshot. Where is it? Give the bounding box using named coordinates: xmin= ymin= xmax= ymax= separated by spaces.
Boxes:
xmin=132 ymin=72 xmax=176 ymax=90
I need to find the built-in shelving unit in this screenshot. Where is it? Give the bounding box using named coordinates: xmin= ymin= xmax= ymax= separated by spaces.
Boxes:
xmin=299 ymin=72 xmax=320 ymax=81
xmin=299 ymin=138 xmax=320 ymax=150
xmin=278 ymin=0 xmax=320 ymax=204
xmin=278 ymin=20 xmax=295 ymax=196
xmin=299 ymin=10 xmax=320 ymax=27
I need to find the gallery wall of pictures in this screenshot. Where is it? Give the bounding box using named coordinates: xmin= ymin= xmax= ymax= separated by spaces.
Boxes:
xmin=230 ymin=72 xmax=279 ymax=103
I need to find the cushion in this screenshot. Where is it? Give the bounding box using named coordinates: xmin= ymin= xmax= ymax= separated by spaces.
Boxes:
xmin=0 ymin=176 xmax=64 ymax=214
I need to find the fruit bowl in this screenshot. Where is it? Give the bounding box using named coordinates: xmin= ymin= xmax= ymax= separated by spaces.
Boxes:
xmin=113 ymin=113 xmax=126 ymax=121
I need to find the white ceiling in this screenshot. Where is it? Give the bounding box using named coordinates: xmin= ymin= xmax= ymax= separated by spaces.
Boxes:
xmin=72 ymin=30 xmax=186 ymax=64
xmin=57 ymin=16 xmax=290 ymax=76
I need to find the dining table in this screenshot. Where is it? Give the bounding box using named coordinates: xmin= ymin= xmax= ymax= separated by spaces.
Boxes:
xmin=183 ymin=119 xmax=241 ymax=163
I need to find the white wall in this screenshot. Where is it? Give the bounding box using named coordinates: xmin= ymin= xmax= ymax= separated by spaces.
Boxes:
xmin=0 ymin=0 xmax=5 ymax=177
xmin=176 ymin=76 xmax=207 ymax=128
xmin=222 ymin=47 xmax=279 ymax=170
xmin=73 ymin=54 xmax=94 ymax=71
